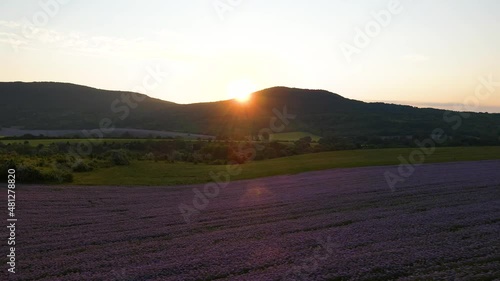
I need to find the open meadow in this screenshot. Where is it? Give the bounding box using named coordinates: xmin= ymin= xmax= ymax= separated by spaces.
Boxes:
xmin=8 ymin=160 xmax=500 ymax=280
xmin=72 ymin=146 xmax=500 ymax=186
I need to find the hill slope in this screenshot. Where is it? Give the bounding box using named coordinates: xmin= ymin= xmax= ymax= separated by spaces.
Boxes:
xmin=1 ymin=82 xmax=499 ymax=139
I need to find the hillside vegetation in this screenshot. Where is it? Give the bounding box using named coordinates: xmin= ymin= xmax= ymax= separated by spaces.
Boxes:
xmin=1 ymin=82 xmax=499 ymax=141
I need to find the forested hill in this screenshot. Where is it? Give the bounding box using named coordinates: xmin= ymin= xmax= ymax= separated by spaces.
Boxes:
xmin=1 ymin=82 xmax=499 ymax=141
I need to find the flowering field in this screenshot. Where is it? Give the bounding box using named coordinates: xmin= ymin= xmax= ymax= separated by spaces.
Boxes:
xmin=8 ymin=160 xmax=500 ymax=280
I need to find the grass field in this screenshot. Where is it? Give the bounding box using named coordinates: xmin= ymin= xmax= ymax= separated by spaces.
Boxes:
xmin=0 ymin=138 xmax=170 ymax=145
xmin=73 ymin=146 xmax=500 ymax=186
xmin=270 ymin=131 xmax=321 ymax=141
xmin=0 ymin=131 xmax=319 ymax=145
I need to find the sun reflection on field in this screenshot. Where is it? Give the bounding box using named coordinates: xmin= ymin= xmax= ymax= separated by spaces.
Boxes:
xmin=239 ymin=184 xmax=274 ymax=206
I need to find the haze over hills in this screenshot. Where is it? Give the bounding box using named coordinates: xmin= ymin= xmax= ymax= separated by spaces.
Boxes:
xmin=1 ymin=82 xmax=499 ymax=140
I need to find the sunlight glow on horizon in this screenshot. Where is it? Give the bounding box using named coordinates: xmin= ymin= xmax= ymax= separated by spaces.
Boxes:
xmin=227 ymin=79 xmax=257 ymax=103
xmin=0 ymin=0 xmax=499 ymax=111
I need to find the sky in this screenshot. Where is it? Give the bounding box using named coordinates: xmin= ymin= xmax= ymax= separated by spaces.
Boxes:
xmin=0 ymin=0 xmax=499 ymax=112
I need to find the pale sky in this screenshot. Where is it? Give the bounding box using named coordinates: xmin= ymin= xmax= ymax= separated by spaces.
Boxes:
xmin=1 ymin=0 xmax=499 ymax=112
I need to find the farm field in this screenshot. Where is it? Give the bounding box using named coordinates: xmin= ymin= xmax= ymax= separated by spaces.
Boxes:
xmin=10 ymin=160 xmax=500 ymax=280
xmin=73 ymin=146 xmax=500 ymax=186
xmin=270 ymin=131 xmax=321 ymax=142
xmin=0 ymin=127 xmax=214 ymax=139
xmin=0 ymin=131 xmax=319 ymax=146
xmin=0 ymin=138 xmax=173 ymax=146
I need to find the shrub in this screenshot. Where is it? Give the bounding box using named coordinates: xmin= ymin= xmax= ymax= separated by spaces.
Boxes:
xmin=16 ymin=164 xmax=45 ymax=183
xmin=1 ymin=158 xmax=73 ymax=183
xmin=37 ymin=159 xmax=47 ymax=167
xmin=55 ymin=156 xmax=67 ymax=164
xmin=44 ymin=169 xmax=73 ymax=183
xmin=142 ymin=152 xmax=155 ymax=161
xmin=0 ymin=159 xmax=17 ymax=179
xmin=1 ymin=159 xmax=17 ymax=170
xmin=111 ymin=150 xmax=130 ymax=166
xmin=72 ymin=161 xmax=93 ymax=172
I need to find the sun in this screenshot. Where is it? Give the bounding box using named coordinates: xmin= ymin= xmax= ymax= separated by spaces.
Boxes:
xmin=227 ymin=79 xmax=257 ymax=103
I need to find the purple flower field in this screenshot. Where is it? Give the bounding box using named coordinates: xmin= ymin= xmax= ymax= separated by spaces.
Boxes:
xmin=7 ymin=160 xmax=500 ymax=280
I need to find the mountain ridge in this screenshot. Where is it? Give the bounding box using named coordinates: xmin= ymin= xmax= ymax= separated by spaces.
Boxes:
xmin=1 ymin=81 xmax=499 ymax=140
